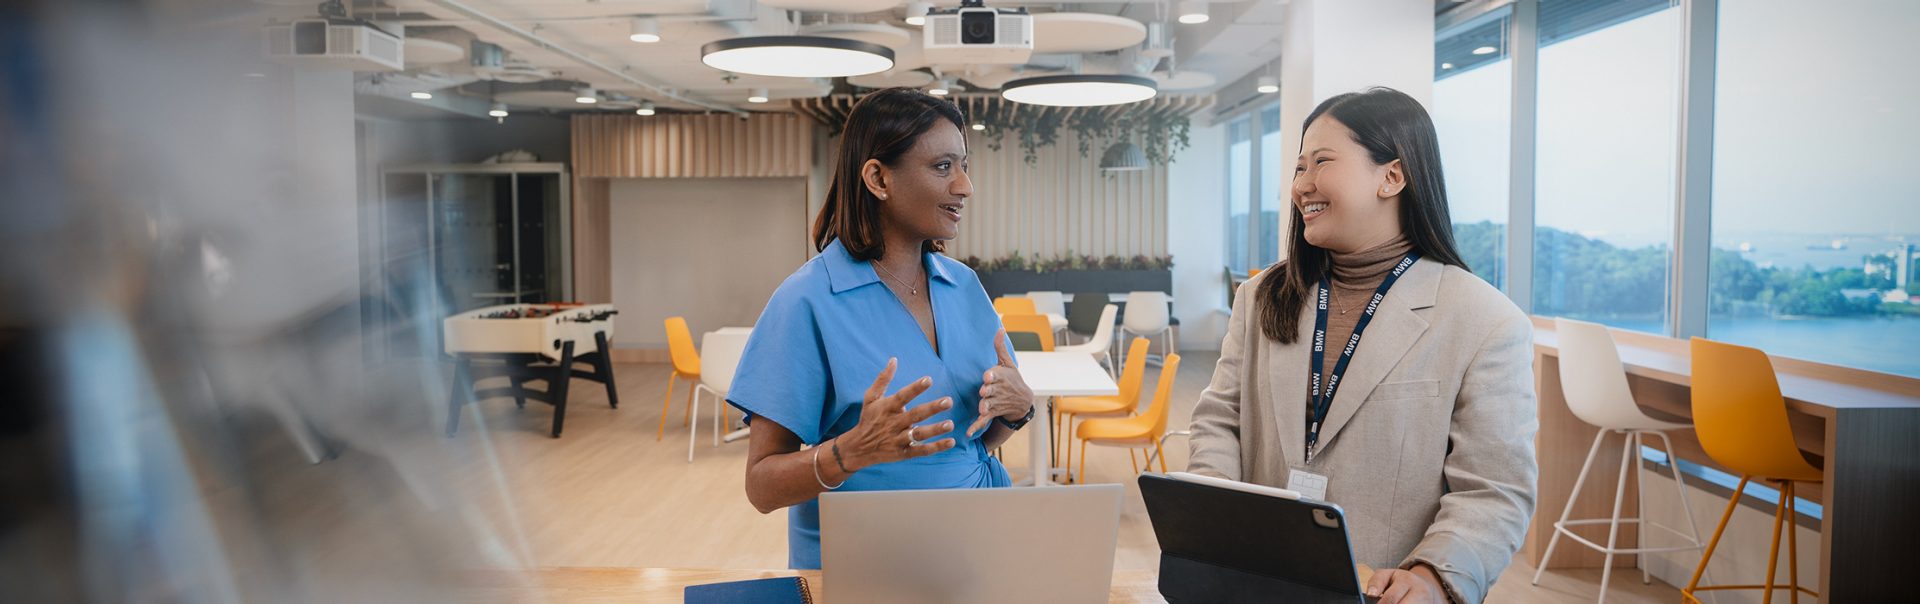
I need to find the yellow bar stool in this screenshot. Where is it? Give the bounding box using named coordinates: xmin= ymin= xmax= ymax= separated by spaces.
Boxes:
xmin=1683 ymin=337 xmax=1823 ymax=604
xmin=1053 ymin=337 xmax=1150 ymax=480
xmin=1076 ymin=353 xmax=1181 ymax=481
xmin=658 ymin=317 xmax=704 ymax=441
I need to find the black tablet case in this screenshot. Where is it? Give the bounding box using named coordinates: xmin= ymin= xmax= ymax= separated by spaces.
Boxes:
xmin=1139 ymin=473 xmax=1372 ymax=604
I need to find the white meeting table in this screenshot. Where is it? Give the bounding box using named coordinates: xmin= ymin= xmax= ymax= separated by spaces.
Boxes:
xmin=1011 ymin=351 xmax=1120 ymax=486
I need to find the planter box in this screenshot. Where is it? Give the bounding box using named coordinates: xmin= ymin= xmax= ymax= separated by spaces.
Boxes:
xmin=977 ymin=269 xmax=1172 ymax=299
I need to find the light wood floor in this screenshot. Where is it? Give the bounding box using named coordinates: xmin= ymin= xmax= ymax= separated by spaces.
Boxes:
xmin=223 ymin=351 xmax=1682 ymax=602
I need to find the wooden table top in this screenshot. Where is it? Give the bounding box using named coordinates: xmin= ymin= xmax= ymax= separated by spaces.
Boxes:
xmin=1531 ymin=321 xmax=1920 ymax=418
xmin=461 ymin=567 xmax=1166 ymax=603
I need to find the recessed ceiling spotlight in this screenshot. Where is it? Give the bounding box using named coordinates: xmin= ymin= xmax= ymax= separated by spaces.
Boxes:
xmin=1441 ymin=62 xmax=1454 ymax=69
xmin=629 ymin=18 xmax=661 ymax=43
xmin=748 ymin=88 xmax=770 ymax=103
xmin=575 ymin=86 xmax=599 ymax=104
xmin=1177 ymin=0 xmax=1210 ymax=24
xmin=488 ymin=102 xmax=509 ymax=118
xmin=929 ymin=77 xmax=953 ymax=96
xmin=905 ymin=1 xmax=932 ymax=26
xmin=970 ymin=123 xmax=986 ymax=131
xmin=636 ymin=101 xmax=656 ymax=116
xmin=702 ymin=36 xmax=895 ymax=78
xmin=1472 ymin=45 xmax=1497 ymax=55
xmin=1256 ymin=76 xmax=1278 ymax=94
xmin=410 ymin=91 xmax=433 ymax=100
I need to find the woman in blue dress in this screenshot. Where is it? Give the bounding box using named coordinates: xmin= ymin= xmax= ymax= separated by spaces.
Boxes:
xmin=728 ymin=88 xmax=1037 ymax=569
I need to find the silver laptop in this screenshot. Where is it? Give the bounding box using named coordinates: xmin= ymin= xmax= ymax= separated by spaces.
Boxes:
xmin=820 ymin=484 xmax=1124 ymax=604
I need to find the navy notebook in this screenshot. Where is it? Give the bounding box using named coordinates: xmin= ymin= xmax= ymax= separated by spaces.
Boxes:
xmin=683 ymin=576 xmax=813 ymax=604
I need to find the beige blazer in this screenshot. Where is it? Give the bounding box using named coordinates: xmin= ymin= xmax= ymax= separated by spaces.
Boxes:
xmin=1187 ymin=259 xmax=1537 ymax=604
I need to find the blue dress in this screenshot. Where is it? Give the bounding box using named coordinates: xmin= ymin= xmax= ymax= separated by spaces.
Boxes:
xmin=726 ymin=238 xmax=1014 ymax=569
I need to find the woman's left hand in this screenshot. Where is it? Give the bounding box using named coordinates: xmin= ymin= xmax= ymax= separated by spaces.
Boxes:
xmin=1365 ymin=564 xmax=1447 ymax=604
xmin=968 ymin=329 xmax=1034 ymax=437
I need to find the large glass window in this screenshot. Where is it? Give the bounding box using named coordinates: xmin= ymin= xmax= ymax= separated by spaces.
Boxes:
xmin=1434 ymin=13 xmax=1512 ymax=290
xmin=1707 ymin=0 xmax=1920 ymax=377
xmin=1226 ymin=117 xmax=1253 ymax=273
xmin=1257 ymin=105 xmax=1284 ymax=268
xmin=1533 ymin=0 xmax=1681 ymax=333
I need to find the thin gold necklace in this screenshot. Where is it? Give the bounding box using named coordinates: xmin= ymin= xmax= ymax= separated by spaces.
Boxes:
xmin=873 ymin=258 xmax=922 ymax=297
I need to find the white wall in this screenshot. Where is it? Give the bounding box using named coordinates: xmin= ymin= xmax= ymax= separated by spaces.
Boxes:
xmin=1169 ymin=122 xmax=1230 ymax=351
xmin=608 ymin=178 xmax=810 ymax=348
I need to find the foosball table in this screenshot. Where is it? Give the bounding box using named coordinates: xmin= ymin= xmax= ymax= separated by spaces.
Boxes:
xmin=443 ymin=303 xmax=619 ymax=438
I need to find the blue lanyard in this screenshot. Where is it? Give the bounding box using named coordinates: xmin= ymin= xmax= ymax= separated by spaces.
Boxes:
xmin=1306 ymin=252 xmax=1419 ymax=464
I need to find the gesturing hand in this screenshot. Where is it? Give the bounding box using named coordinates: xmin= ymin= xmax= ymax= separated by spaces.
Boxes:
xmin=968 ymin=329 xmax=1035 ymax=437
xmin=838 ymin=358 xmax=956 ymax=472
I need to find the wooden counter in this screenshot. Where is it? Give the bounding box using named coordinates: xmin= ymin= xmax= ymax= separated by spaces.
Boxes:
xmin=1528 ymin=317 xmax=1920 ymax=602
xmin=461 ymin=567 xmax=1167 ymax=603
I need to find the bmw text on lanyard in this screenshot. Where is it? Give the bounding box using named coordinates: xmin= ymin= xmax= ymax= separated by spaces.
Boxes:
xmin=1305 ymin=252 xmax=1420 ymax=465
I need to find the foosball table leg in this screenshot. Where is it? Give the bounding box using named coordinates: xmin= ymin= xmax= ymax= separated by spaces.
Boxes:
xmin=549 ymin=340 xmax=576 ymax=438
xmin=594 ymin=331 xmax=620 ymax=409
xmin=510 ymin=375 xmax=527 ymax=409
xmin=447 ymin=357 xmax=472 ymax=437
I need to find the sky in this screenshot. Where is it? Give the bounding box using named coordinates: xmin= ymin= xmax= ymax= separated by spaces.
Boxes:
xmin=1430 ymin=2 xmax=1920 ymax=249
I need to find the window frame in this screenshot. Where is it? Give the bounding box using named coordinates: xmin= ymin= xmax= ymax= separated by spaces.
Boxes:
xmin=1221 ymin=102 xmax=1284 ymax=276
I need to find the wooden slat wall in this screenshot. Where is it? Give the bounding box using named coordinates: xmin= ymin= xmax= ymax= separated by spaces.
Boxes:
xmin=572 ymin=177 xmax=612 ymax=302
xmin=944 ymin=130 xmax=1169 ymax=261
xmin=570 ymin=113 xmax=815 ymax=301
xmin=571 ymin=113 xmax=814 ymax=179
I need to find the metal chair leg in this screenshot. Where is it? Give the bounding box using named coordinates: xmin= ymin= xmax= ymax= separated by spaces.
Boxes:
xmin=1533 ymin=428 xmax=1610 ymax=586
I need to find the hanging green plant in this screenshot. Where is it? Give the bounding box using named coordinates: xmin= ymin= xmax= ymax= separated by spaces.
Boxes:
xmin=967 ymin=99 xmax=1193 ymax=166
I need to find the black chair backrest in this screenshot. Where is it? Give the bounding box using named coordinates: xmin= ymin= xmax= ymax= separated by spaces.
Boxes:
xmin=1007 ymin=331 xmax=1045 ymax=352
xmin=1067 ymin=292 xmax=1107 ymax=336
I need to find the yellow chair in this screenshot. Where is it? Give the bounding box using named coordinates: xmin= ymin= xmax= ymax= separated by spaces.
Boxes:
xmin=1247 ymin=267 xmax=1261 ymax=278
xmin=1077 ymin=353 xmax=1181 ymax=480
xmin=1001 ymin=313 xmax=1055 ymax=351
xmin=993 ymin=296 xmax=1038 ymax=316
xmin=1682 ymin=337 xmax=1823 ymax=604
xmin=1054 ymin=337 xmax=1151 ymax=477
xmin=659 ymin=317 xmax=706 ymax=441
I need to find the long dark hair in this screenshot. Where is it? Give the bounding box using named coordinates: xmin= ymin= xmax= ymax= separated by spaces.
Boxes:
xmin=812 ymin=87 xmax=968 ymax=261
xmin=1257 ymin=87 xmax=1469 ymax=344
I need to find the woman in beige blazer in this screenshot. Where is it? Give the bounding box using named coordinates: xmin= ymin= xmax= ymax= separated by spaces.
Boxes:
xmin=1188 ymin=87 xmax=1537 ymax=604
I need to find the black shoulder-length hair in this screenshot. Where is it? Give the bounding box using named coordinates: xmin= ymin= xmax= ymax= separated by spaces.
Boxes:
xmin=1256 ymin=86 xmax=1469 ymax=344
xmin=811 ymin=87 xmax=968 ymax=262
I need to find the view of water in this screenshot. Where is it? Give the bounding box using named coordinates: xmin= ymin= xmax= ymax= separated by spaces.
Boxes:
xmin=1585 ymin=315 xmax=1920 ymax=378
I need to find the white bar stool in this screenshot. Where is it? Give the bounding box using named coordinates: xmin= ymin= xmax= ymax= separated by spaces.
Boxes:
xmin=1533 ymin=318 xmax=1713 ymax=602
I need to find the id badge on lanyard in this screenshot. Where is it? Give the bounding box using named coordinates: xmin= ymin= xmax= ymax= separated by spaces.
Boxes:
xmin=1304 ymin=252 xmax=1419 ymax=465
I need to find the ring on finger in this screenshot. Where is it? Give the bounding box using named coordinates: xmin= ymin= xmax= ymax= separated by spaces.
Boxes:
xmin=906 ymin=425 xmax=922 ymax=448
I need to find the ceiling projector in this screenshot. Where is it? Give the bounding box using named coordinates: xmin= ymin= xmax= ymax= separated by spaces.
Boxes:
xmin=923 ymin=0 xmax=1033 ymax=64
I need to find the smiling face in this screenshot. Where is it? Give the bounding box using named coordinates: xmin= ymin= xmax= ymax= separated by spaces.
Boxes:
xmin=864 ymin=120 xmax=973 ymax=243
xmin=1292 ymin=115 xmax=1406 ymax=253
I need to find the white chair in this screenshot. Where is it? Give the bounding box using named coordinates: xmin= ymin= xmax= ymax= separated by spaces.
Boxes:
xmin=1533 ymin=318 xmax=1712 ymax=602
xmin=1025 ymin=291 xmax=1070 ymax=341
xmin=1055 ymin=304 xmax=1119 ymax=378
xmin=1120 ymin=291 xmax=1172 ymax=367
xmin=690 ymin=330 xmax=750 ymax=462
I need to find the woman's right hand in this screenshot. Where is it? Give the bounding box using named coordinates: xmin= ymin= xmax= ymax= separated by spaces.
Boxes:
xmin=836 ymin=358 xmax=956 ymax=472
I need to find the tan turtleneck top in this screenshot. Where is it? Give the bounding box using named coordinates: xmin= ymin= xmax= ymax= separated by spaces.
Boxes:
xmin=1317 ymin=234 xmax=1416 ymax=380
